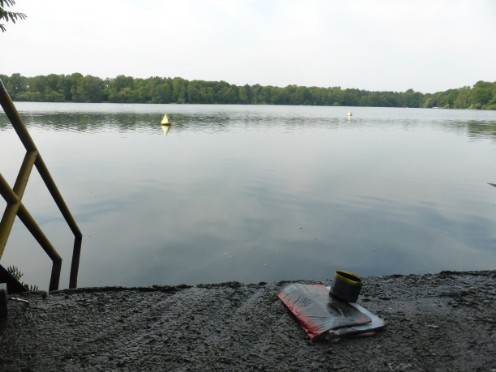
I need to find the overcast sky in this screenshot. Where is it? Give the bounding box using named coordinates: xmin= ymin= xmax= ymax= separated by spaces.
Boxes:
xmin=2 ymin=0 xmax=495 ymax=93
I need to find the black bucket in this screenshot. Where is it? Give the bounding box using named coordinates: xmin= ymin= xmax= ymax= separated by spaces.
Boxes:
xmin=329 ymin=270 xmax=362 ymax=303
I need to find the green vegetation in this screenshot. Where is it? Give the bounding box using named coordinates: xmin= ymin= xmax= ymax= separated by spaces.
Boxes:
xmin=6 ymin=265 xmax=38 ymax=291
xmin=0 ymin=0 xmax=26 ymax=32
xmin=1 ymin=73 xmax=495 ymax=109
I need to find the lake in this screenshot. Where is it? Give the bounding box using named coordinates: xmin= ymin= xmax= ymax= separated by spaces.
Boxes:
xmin=1 ymin=103 xmax=495 ymax=290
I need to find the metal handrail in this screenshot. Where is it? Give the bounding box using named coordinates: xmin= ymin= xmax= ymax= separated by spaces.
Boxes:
xmin=0 ymin=79 xmax=82 ymax=290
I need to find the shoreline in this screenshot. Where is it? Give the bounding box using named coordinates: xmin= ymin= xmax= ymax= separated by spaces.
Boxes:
xmin=1 ymin=270 xmax=495 ymax=370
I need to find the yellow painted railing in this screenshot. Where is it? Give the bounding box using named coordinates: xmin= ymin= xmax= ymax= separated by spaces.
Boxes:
xmin=0 ymin=79 xmax=82 ymax=291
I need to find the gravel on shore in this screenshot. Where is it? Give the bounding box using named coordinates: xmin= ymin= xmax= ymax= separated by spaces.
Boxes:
xmin=0 ymin=270 xmax=495 ymax=371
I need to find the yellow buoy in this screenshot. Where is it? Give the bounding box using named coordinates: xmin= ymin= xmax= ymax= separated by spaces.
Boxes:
xmin=161 ymin=114 xmax=172 ymax=125
xmin=161 ymin=124 xmax=171 ymax=136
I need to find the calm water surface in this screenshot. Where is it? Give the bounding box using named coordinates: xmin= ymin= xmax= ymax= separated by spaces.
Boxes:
xmin=1 ymin=103 xmax=495 ymax=289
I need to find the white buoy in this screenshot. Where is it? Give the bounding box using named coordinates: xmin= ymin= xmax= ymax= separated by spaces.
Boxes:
xmin=347 ymin=111 xmax=353 ymax=117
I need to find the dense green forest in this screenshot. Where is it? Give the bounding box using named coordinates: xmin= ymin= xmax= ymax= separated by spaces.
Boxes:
xmin=1 ymin=73 xmax=495 ymax=109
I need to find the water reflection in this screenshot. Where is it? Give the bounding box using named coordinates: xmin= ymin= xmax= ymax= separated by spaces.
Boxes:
xmin=161 ymin=124 xmax=172 ymax=136
xmin=2 ymin=105 xmax=495 ymax=141
xmin=465 ymin=120 xmax=496 ymax=141
xmin=1 ymin=103 xmax=495 ymax=289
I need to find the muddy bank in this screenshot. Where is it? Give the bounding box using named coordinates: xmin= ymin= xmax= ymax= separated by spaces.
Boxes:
xmin=0 ymin=270 xmax=495 ymax=371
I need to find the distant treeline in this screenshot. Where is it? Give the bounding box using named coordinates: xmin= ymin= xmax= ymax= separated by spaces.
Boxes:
xmin=1 ymin=73 xmax=495 ymax=109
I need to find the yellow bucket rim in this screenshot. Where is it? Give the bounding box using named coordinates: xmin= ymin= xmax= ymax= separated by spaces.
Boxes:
xmin=335 ymin=270 xmax=362 ymax=286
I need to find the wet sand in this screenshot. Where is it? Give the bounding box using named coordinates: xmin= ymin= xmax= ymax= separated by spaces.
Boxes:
xmin=0 ymin=270 xmax=495 ymax=371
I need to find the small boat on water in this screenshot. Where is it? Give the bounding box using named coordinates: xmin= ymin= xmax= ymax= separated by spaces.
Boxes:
xmin=161 ymin=114 xmax=172 ymax=125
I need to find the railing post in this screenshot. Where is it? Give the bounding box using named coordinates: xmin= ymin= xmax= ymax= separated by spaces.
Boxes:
xmin=0 ymin=151 xmax=38 ymax=258
xmin=49 ymin=258 xmax=62 ymax=291
xmin=69 ymin=235 xmax=82 ymax=288
xmin=0 ymin=78 xmax=83 ymax=290
xmin=0 ymin=173 xmax=20 ymax=257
